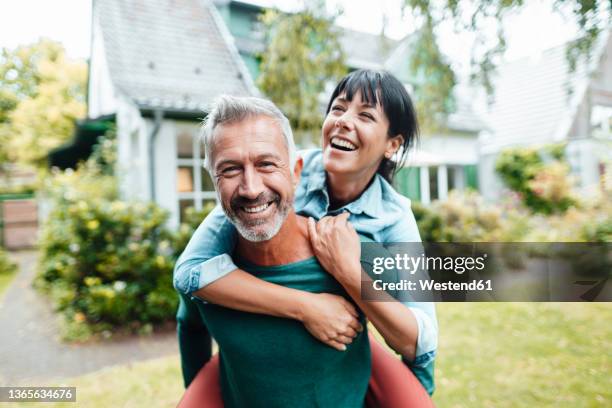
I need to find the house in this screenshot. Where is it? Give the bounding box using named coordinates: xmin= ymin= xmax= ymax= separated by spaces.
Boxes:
xmin=87 ymin=0 xmax=257 ymax=228
xmin=477 ymin=32 xmax=612 ymax=201
xmin=213 ymin=0 xmax=486 ymax=204
xmin=79 ymin=0 xmax=488 ymax=229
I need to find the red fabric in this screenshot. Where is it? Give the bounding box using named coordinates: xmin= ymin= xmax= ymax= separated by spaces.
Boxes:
xmin=178 ymin=336 xmax=435 ymax=408
xmin=366 ymin=334 xmax=435 ymax=408
xmin=177 ymin=354 xmax=223 ymax=408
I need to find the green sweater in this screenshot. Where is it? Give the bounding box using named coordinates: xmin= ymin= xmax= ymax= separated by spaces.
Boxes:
xmin=177 ymin=257 xmax=370 ymax=408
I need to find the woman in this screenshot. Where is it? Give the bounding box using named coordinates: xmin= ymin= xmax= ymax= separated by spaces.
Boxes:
xmin=175 ymin=69 xmax=437 ymax=407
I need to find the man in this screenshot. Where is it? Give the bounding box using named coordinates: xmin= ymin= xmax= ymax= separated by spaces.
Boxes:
xmin=177 ymin=95 xmax=370 ymax=407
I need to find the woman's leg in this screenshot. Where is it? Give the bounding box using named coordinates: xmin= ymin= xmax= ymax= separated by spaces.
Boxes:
xmin=177 ymin=354 xmax=224 ymax=408
xmin=366 ymin=335 xmax=435 ymax=408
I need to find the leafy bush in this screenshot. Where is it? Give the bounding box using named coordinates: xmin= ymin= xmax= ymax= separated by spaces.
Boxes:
xmin=522 ymin=190 xmax=612 ymax=242
xmin=0 ymin=248 xmax=17 ymax=276
xmin=413 ymin=189 xmax=611 ymax=243
xmin=37 ymin=134 xmax=213 ymax=340
xmin=413 ymin=190 xmax=522 ymax=242
xmin=495 ymin=146 xmax=576 ymax=214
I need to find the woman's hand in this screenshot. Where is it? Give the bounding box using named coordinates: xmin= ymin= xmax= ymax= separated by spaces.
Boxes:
xmin=307 ymin=213 xmax=361 ymax=285
xmin=298 ymin=292 xmax=363 ymax=351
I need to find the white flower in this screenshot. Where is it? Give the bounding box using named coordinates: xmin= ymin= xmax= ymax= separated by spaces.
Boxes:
xmin=113 ymin=281 xmax=127 ymax=291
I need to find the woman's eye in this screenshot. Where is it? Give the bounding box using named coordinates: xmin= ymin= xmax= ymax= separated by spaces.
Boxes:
xmin=331 ymin=105 xmax=345 ymax=112
xmin=360 ymin=112 xmax=375 ymax=120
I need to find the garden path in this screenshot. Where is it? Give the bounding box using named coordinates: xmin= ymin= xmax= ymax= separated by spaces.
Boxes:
xmin=0 ymin=251 xmax=179 ymax=385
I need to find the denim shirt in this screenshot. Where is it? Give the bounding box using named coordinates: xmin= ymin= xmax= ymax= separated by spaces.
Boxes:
xmin=173 ymin=149 xmax=438 ymax=370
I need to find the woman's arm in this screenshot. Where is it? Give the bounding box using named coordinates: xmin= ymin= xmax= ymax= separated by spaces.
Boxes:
xmin=174 ymin=206 xmax=362 ymax=350
xmin=194 ymin=271 xmax=363 ymax=351
xmin=308 ymin=213 xmax=420 ymax=360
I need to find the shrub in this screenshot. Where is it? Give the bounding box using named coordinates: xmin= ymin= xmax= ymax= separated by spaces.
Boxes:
xmin=413 ymin=189 xmax=611 ymax=244
xmin=495 ymin=146 xmax=576 ymax=214
xmin=522 ymin=190 xmax=612 ymax=242
xmin=37 ymin=133 xmax=214 ymax=340
xmin=412 ymin=190 xmax=520 ymax=242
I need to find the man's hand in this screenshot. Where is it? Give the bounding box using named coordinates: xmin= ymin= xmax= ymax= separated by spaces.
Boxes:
xmin=307 ymin=213 xmax=361 ymax=284
xmin=298 ymin=292 xmax=363 ymax=351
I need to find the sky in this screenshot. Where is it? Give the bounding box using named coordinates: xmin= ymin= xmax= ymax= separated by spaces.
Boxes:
xmin=0 ymin=0 xmax=579 ymax=70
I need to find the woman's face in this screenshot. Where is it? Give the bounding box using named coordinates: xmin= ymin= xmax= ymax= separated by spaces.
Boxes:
xmin=321 ymin=90 xmax=401 ymax=179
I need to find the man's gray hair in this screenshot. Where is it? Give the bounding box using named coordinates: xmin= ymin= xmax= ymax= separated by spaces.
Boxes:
xmin=201 ymin=95 xmax=297 ymax=173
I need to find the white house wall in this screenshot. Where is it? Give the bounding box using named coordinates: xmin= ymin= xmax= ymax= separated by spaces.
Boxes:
xmin=478 ymin=152 xmax=506 ymax=202
xmin=87 ymin=9 xmax=118 ymax=118
xmin=152 ymin=119 xmax=179 ymax=229
xmin=407 ymin=134 xmax=478 ymax=167
xmin=116 ymin=97 xmax=148 ymax=202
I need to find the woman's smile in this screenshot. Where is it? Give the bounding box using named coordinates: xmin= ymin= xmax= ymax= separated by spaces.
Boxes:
xmin=330 ymin=136 xmax=358 ymax=152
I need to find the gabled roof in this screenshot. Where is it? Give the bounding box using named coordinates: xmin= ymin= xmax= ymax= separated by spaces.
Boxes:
xmin=338 ymin=28 xmax=399 ymax=70
xmin=94 ymin=0 xmax=257 ymax=112
xmin=483 ymin=32 xmax=610 ymax=150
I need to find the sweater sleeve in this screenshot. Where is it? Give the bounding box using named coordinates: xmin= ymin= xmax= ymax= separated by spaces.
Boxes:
xmin=176 ymin=293 xmax=212 ymax=388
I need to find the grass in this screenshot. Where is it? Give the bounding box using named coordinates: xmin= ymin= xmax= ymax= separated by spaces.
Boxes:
xmin=432 ymin=303 xmax=611 ymax=407
xmin=5 ymin=356 xmax=184 ymax=408
xmin=3 ymin=303 xmax=610 ymax=408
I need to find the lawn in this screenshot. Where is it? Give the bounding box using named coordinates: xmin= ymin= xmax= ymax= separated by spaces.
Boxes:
xmin=6 ymin=303 xmax=610 ymax=407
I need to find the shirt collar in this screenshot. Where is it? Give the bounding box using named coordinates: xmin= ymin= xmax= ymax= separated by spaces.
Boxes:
xmin=343 ymin=175 xmax=383 ymax=218
xmin=306 ymin=168 xmax=384 ymax=219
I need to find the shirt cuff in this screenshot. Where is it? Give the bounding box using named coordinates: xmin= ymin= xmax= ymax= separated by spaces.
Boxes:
xmin=197 ymin=254 xmax=238 ymax=290
xmin=408 ymin=306 xmax=438 ymax=367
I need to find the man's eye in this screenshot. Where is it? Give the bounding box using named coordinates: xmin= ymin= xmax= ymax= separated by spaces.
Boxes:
xmin=259 ymin=161 xmax=276 ymax=168
xmin=221 ymin=166 xmax=240 ymax=174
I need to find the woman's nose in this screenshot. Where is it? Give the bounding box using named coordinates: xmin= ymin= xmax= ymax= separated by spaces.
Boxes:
xmin=335 ymin=113 xmax=354 ymax=131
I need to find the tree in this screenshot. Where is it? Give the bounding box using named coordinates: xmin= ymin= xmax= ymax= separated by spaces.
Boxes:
xmin=0 ymin=39 xmax=86 ymax=170
xmin=400 ymin=0 xmax=612 ymax=132
xmin=257 ymin=2 xmax=347 ymax=145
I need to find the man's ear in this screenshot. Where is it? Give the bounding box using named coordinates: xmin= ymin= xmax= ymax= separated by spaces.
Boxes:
xmin=292 ymin=156 xmax=304 ymax=187
xmin=385 ymin=135 xmax=403 ymax=159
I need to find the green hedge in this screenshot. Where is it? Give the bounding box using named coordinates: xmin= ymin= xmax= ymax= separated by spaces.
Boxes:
xmin=37 ymin=134 xmax=212 ymax=340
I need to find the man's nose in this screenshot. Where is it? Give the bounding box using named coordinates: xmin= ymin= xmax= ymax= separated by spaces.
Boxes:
xmin=238 ymin=166 xmax=265 ymax=200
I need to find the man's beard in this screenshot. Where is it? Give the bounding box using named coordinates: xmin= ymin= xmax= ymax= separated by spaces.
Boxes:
xmin=222 ymin=191 xmax=292 ymax=242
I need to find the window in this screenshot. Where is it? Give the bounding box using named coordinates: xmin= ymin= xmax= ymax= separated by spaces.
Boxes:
xmin=176 ymin=127 xmax=217 ymax=222
xmin=591 ymin=105 xmax=612 ymax=139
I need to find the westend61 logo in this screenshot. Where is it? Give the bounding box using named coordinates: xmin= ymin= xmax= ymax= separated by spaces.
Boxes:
xmin=371 ymin=253 xmax=488 ymax=275
xmin=360 ymin=242 xmax=612 ymax=302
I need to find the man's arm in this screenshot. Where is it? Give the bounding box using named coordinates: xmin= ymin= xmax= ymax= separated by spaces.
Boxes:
xmin=176 ymin=293 xmax=212 ymax=388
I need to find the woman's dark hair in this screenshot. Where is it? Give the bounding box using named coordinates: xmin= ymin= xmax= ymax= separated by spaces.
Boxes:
xmin=325 ymin=69 xmax=419 ymax=183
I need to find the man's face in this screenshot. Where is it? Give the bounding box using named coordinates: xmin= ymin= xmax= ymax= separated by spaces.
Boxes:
xmin=210 ymin=115 xmax=296 ymax=242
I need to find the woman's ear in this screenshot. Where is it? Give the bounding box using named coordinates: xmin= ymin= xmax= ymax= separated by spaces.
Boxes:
xmin=292 ymin=156 xmax=304 ymax=187
xmin=385 ymin=135 xmax=404 ymax=159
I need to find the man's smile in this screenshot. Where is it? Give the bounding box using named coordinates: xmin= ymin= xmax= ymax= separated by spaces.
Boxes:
xmin=241 ymin=201 xmax=275 ymax=214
